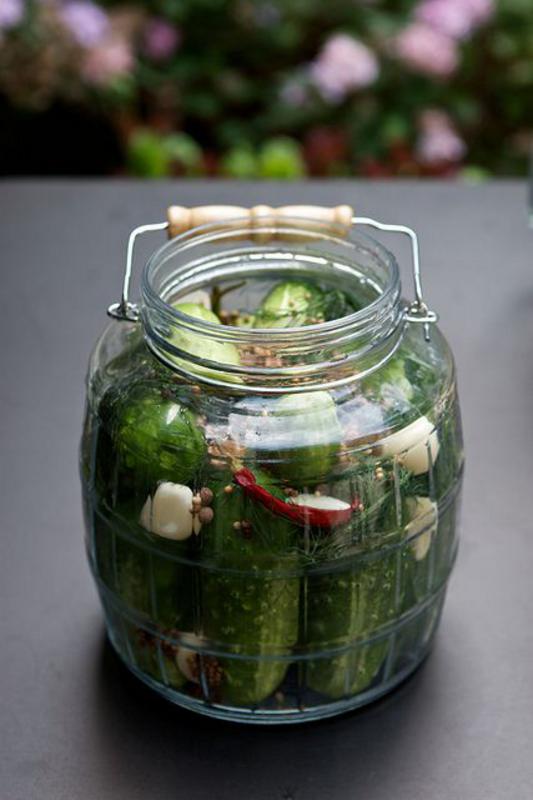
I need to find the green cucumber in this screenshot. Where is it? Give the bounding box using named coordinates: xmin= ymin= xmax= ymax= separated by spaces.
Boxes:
xmin=362 ymin=352 xmax=414 ymax=412
xmin=171 ymin=302 xmax=242 ymax=383
xmin=253 ymin=280 xmax=324 ymax=328
xmin=112 ymin=385 xmax=206 ymax=488
xmin=305 ymin=553 xmax=398 ymax=698
xmin=254 ymin=281 xmax=358 ymax=328
xmin=241 ymin=391 xmax=342 ymax=486
xmin=301 ymin=460 xmax=409 ymax=699
xmin=199 ymin=471 xmax=299 ymax=706
xmin=91 ymin=506 xmax=195 ymax=631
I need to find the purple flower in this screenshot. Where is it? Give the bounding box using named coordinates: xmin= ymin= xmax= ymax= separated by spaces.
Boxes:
xmin=394 ymin=22 xmax=458 ymax=77
xmin=416 ymin=110 xmax=466 ymax=163
xmin=415 ymin=0 xmax=494 ymax=40
xmin=0 ymin=0 xmax=24 ymax=30
xmin=142 ymin=17 xmax=180 ymax=61
xmin=310 ymin=34 xmax=379 ymax=103
xmin=82 ymin=36 xmax=134 ymax=86
xmin=60 ymin=1 xmax=109 ymax=48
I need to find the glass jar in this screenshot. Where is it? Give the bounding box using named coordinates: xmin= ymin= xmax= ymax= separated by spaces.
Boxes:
xmin=80 ymin=205 xmax=463 ymax=724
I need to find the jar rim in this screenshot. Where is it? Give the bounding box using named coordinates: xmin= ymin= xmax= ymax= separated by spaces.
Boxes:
xmin=142 ymin=217 xmax=401 ymax=326
xmin=140 ymin=216 xmax=405 ymax=391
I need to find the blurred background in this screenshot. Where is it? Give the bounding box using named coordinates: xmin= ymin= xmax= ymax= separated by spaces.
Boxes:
xmin=0 ymin=0 xmax=531 ymax=179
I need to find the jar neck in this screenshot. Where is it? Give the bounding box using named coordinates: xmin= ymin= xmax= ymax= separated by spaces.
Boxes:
xmin=140 ymin=218 xmax=405 ymax=393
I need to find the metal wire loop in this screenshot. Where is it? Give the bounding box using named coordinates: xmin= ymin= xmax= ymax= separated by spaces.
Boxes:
xmin=107 ymin=221 xmax=168 ymax=322
xmin=107 ymin=214 xmax=438 ymax=340
xmin=353 ymin=216 xmax=438 ymax=340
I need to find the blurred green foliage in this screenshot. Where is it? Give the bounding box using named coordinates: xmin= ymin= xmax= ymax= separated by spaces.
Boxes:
xmin=0 ymin=0 xmax=531 ymax=177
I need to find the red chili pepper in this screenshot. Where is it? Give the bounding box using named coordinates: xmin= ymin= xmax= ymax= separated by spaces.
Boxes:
xmin=233 ymin=468 xmax=360 ymax=529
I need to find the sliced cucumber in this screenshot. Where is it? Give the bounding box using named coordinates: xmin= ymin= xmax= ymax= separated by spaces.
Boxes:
xmin=254 ymin=280 xmax=325 ymax=328
xmin=171 ymin=302 xmax=242 ymax=383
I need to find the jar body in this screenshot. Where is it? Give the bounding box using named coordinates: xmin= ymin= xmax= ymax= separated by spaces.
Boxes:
xmin=81 ymin=321 xmax=462 ymax=724
xmin=81 ymin=217 xmax=463 ymax=723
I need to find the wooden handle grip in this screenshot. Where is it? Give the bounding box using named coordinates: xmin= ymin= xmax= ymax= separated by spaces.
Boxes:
xmin=166 ymin=204 xmax=354 ymax=238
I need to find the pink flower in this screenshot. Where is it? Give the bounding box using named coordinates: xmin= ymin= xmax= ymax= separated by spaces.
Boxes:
xmin=415 ymin=0 xmax=494 ymax=40
xmin=416 ymin=110 xmax=466 ymax=163
xmin=82 ymin=37 xmax=134 ymax=86
xmin=310 ymin=34 xmax=379 ymax=103
xmin=0 ymin=0 xmax=24 ymax=30
xmin=142 ymin=18 xmax=180 ymax=61
xmin=394 ymin=22 xmax=458 ymax=77
xmin=60 ymin=1 xmax=109 ymax=48
xmin=415 ymin=0 xmax=475 ymax=40
xmin=464 ymin=0 xmax=494 ymax=25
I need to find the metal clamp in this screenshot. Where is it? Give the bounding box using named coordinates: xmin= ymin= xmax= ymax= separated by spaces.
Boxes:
xmin=353 ymin=216 xmax=438 ymax=341
xmin=107 ymin=221 xmax=168 ymax=322
xmin=107 ymin=213 xmax=438 ymax=340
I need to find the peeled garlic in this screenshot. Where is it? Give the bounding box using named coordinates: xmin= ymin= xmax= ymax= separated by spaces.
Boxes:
xmin=176 ymin=632 xmax=205 ymax=682
xmin=139 ymin=482 xmax=199 ymax=540
xmin=288 ymin=494 xmax=351 ymax=512
xmin=380 ymin=415 xmax=439 ymax=475
xmin=405 ymin=496 xmax=438 ymax=560
xmin=139 ymin=495 xmax=152 ymax=530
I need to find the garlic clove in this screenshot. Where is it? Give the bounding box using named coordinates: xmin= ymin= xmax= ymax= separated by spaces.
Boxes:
xmin=139 ymin=495 xmax=152 ymax=531
xmin=140 ymin=482 xmax=199 ymax=540
xmin=176 ymin=632 xmax=205 ymax=682
xmin=380 ymin=415 xmax=439 ymax=475
xmin=288 ymin=494 xmax=351 ymax=511
xmin=405 ymin=496 xmax=438 ymax=560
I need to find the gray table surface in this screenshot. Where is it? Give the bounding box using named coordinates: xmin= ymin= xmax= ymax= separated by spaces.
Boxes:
xmin=1 ymin=180 xmax=532 ymax=800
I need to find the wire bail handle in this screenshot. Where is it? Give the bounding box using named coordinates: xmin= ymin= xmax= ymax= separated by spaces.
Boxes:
xmin=107 ymin=204 xmax=438 ymax=338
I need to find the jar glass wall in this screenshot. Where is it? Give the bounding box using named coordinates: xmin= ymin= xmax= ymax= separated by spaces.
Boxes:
xmin=81 ymin=216 xmax=463 ymax=723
